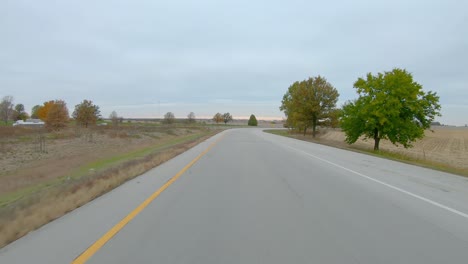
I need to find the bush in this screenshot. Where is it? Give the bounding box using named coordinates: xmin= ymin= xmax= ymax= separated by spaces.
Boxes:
xmin=248 ymin=114 xmax=258 ymax=126
xmin=163 ymin=112 xmax=175 ymax=124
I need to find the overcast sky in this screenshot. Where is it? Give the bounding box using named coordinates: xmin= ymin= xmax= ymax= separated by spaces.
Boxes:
xmin=1 ymin=0 xmax=467 ymax=124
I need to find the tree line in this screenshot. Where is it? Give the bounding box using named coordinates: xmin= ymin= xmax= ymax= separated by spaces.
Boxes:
xmin=212 ymin=112 xmax=232 ymax=124
xmin=211 ymin=113 xmax=258 ymax=126
xmin=280 ymin=68 xmax=441 ymax=150
xmin=0 ymin=98 xmax=114 ymax=130
xmin=1 ymin=97 xmax=257 ymax=128
xmin=0 ymin=96 xmax=28 ymax=124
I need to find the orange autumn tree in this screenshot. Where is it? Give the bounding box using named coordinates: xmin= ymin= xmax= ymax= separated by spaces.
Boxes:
xmin=37 ymin=101 xmax=55 ymax=121
xmin=45 ymin=100 xmax=69 ymax=130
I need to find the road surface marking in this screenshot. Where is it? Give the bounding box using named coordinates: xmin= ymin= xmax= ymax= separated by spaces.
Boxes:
xmin=72 ymin=134 xmax=224 ymax=264
xmin=285 ymin=145 xmax=468 ymax=220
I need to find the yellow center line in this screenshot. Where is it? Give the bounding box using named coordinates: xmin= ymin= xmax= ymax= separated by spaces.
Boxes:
xmin=72 ymin=134 xmax=224 ymax=264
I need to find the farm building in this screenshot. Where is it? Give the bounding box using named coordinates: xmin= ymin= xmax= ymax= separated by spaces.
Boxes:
xmin=12 ymin=119 xmax=45 ymax=127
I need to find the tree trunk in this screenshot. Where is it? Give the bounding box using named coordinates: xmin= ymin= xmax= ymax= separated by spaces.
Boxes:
xmin=303 ymin=127 xmax=307 ymax=136
xmin=373 ymin=128 xmax=380 ymax=151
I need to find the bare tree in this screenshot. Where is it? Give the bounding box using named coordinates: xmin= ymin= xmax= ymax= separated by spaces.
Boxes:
xmin=187 ymin=112 xmax=196 ymax=123
xmin=0 ymin=96 xmax=14 ymax=124
xmin=109 ymin=111 xmax=119 ymax=126
xmin=163 ymin=112 xmax=175 ymax=124
xmin=223 ymin=112 xmax=233 ymax=124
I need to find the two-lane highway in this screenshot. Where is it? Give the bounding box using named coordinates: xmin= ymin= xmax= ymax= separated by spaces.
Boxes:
xmin=1 ymin=128 xmax=468 ymax=263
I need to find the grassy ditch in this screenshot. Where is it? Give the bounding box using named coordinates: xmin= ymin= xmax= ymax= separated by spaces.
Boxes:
xmin=265 ymin=129 xmax=468 ymax=177
xmin=0 ymin=128 xmax=220 ymax=248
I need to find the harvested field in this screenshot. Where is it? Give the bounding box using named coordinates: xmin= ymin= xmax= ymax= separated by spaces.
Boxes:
xmin=319 ymin=126 xmax=468 ymax=169
xmin=269 ymin=126 xmax=468 ymax=174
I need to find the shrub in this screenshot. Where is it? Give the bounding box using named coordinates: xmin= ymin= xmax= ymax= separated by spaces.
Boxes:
xmin=248 ymin=114 xmax=258 ymax=126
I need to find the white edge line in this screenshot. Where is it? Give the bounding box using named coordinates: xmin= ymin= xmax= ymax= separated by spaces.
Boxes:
xmin=285 ymin=145 xmax=468 ymax=220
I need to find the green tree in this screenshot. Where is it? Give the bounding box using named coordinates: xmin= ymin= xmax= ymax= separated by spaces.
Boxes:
xmin=280 ymin=76 xmax=339 ymax=137
xmin=31 ymin=105 xmax=41 ymax=119
xmin=223 ymin=112 xmax=233 ymax=124
xmin=46 ymin=100 xmax=69 ymax=131
xmin=213 ymin=113 xmax=223 ymax=124
xmin=340 ymin=68 xmax=441 ymax=151
xmin=72 ymin=100 xmax=101 ymax=128
xmin=163 ymin=112 xmax=175 ymax=124
xmin=248 ymin=114 xmax=258 ymax=126
xmin=14 ymin=104 xmax=29 ymax=121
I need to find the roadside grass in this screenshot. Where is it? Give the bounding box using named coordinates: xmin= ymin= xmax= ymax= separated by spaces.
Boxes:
xmin=0 ymin=132 xmax=208 ymax=208
xmin=17 ymin=135 xmax=33 ymax=142
xmin=69 ymin=132 xmax=207 ymax=180
xmin=0 ymin=129 xmax=221 ymax=248
xmin=0 ymin=126 xmax=46 ymax=138
xmin=264 ymin=129 xmax=468 ymax=178
xmin=0 ymin=121 xmax=14 ymax=127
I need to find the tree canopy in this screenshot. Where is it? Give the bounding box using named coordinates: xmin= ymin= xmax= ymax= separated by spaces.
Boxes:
xmin=31 ymin=105 xmax=41 ymax=119
xmin=213 ymin=113 xmax=223 ymax=124
xmin=37 ymin=101 xmax=55 ymax=121
xmin=14 ymin=104 xmax=29 ymax=121
xmin=163 ymin=112 xmax=175 ymax=124
xmin=280 ymin=76 xmax=339 ymax=137
xmin=340 ymin=68 xmax=441 ymax=150
xmin=72 ymin=100 xmax=101 ymax=128
xmin=248 ymin=114 xmax=258 ymax=126
xmin=223 ymin=113 xmax=233 ymax=124
xmin=45 ymin=100 xmax=69 ymax=131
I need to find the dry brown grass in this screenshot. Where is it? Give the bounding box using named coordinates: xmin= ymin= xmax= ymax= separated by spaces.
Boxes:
xmin=0 ymin=128 xmax=219 ymax=248
xmin=270 ymin=126 xmax=468 ymax=175
xmin=0 ymin=126 xmax=46 ymax=138
xmin=0 ymin=126 xmax=205 ymax=193
xmin=318 ymin=127 xmax=468 ymax=169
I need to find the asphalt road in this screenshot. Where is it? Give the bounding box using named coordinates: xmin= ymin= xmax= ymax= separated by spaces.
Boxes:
xmin=1 ymin=128 xmax=468 ymax=263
